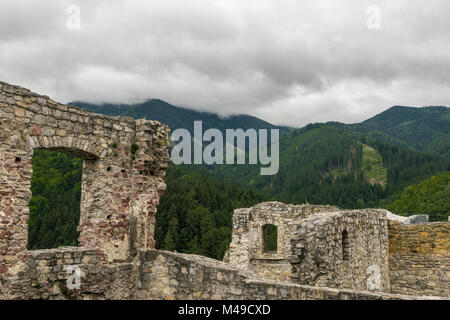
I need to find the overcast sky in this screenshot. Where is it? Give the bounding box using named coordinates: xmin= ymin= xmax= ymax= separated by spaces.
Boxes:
xmin=1 ymin=0 xmax=449 ymax=127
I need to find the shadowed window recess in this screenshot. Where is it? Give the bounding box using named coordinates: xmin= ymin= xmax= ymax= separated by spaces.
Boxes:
xmin=342 ymin=230 xmax=350 ymax=261
xmin=263 ymin=224 xmax=278 ymax=252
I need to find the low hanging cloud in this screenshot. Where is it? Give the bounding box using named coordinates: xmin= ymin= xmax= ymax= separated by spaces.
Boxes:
xmin=0 ymin=0 xmax=449 ymax=127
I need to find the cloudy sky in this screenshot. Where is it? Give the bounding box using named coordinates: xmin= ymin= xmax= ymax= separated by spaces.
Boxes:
xmin=0 ymin=0 xmax=449 ymax=127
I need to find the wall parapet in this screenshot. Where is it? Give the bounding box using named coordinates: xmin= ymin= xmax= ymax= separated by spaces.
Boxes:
xmin=137 ymin=250 xmax=443 ymax=300
xmin=3 ymin=248 xmax=445 ymax=300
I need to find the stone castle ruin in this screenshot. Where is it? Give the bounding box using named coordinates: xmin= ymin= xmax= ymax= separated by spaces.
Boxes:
xmin=0 ymin=81 xmax=448 ymax=299
xmin=227 ymin=202 xmax=449 ymax=297
xmin=227 ymin=203 xmax=391 ymax=291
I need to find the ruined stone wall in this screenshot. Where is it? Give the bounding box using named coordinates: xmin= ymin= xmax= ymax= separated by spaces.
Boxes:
xmin=227 ymin=202 xmax=339 ymax=281
xmin=137 ymin=250 xmax=439 ymax=300
xmin=388 ymin=220 xmax=449 ymax=254
xmin=291 ymin=209 xmax=390 ymax=292
xmin=228 ymin=203 xmax=390 ymax=292
xmin=0 ymin=247 xmax=136 ymax=299
xmin=0 ymin=81 xmax=170 ymax=294
xmin=2 ymin=247 xmax=442 ymax=300
xmin=388 ymin=221 xmax=449 ymax=297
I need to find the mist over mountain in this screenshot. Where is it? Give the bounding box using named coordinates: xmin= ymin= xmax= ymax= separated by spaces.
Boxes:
xmin=71 ymin=99 xmax=292 ymax=136
xmin=72 ymin=100 xmax=449 ymax=159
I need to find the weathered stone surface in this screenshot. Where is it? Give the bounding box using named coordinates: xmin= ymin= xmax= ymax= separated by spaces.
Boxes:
xmin=0 ymin=80 xmax=170 ymax=296
xmin=137 ymin=250 xmax=442 ymax=300
xmin=227 ymin=202 xmax=449 ymax=298
xmin=228 ymin=202 xmax=391 ymax=292
xmin=388 ymin=220 xmax=449 ymax=254
xmin=0 ymin=247 xmax=136 ymax=299
xmin=2 ymin=247 xmax=442 ymax=300
xmin=228 ymin=202 xmax=339 ymax=281
xmin=386 ymin=212 xmax=429 ymax=225
xmin=291 ymin=209 xmax=390 ymax=292
xmin=388 ymin=220 xmax=450 ymax=297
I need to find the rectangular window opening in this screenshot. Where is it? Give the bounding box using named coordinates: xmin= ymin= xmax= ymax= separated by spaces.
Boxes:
xmin=263 ymin=224 xmax=278 ymax=253
xmin=27 ymin=149 xmax=83 ymax=250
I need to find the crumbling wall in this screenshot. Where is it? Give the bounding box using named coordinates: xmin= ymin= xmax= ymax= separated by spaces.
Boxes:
xmin=137 ymin=250 xmax=438 ymax=300
xmin=0 ymin=81 xmax=170 ymax=295
xmin=227 ymin=202 xmax=338 ymax=281
xmin=388 ymin=220 xmax=450 ymax=297
xmin=2 ymin=247 xmax=441 ymax=300
xmin=290 ymin=209 xmax=390 ymax=292
xmin=0 ymin=247 xmax=136 ymax=300
xmin=227 ymin=202 xmax=390 ymax=292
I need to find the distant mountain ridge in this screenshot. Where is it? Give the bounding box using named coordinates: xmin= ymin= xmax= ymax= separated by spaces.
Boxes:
xmin=72 ymin=101 xmax=449 ymax=158
xmin=329 ymin=106 xmax=450 ymax=158
xmin=71 ymin=99 xmax=292 ymax=136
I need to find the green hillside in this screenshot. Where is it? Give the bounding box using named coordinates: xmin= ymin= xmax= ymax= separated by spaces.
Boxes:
xmin=330 ymin=106 xmax=450 ymax=158
xmin=360 ymin=144 xmax=386 ymax=186
xmin=206 ymin=124 xmax=448 ymax=209
xmin=428 ymin=134 xmax=450 ymax=159
xmin=387 ymin=171 xmax=450 ymax=222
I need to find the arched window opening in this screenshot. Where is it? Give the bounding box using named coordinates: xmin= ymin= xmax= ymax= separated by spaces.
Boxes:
xmin=27 ymin=149 xmax=83 ymax=250
xmin=263 ymin=224 xmax=278 ymax=252
xmin=342 ymin=230 xmax=350 ymax=261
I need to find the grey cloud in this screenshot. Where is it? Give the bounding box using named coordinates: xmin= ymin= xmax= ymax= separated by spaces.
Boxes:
xmin=0 ymin=0 xmax=449 ymax=127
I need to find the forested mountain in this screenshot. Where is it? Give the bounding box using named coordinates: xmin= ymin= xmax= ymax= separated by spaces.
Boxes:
xmin=204 ymin=123 xmax=449 ymax=209
xmin=329 ymin=106 xmax=450 ymax=158
xmin=74 ymin=101 xmax=449 ymax=157
xmin=71 ymin=99 xmax=291 ymax=137
xmin=27 ymin=104 xmax=450 ymax=258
